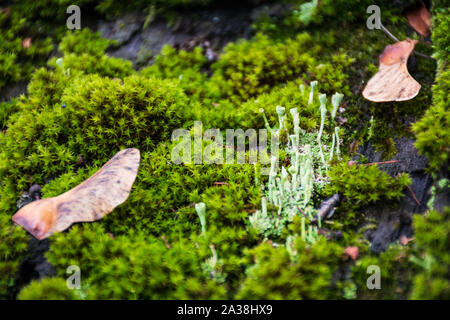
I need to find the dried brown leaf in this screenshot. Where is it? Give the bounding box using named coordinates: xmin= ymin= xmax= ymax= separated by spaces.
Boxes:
xmin=399 ymin=235 xmax=415 ymax=245
xmin=12 ymin=148 xmax=140 ymax=240
xmin=405 ymin=2 xmax=432 ymax=37
xmin=344 ymin=246 xmax=359 ymax=261
xmin=22 ymin=37 xmax=32 ymax=49
xmin=363 ymin=39 xmax=421 ymax=102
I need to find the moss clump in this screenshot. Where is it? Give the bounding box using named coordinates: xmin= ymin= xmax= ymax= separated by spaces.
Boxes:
xmin=413 ymin=70 xmax=449 ymax=171
xmin=58 ymin=29 xmax=114 ymax=57
xmin=207 ymin=33 xmax=318 ymax=102
xmin=95 ymin=0 xmax=213 ymax=19
xmin=193 ymin=80 xmax=320 ymax=130
xmin=46 ymin=224 xmax=227 ymax=299
xmin=48 ymin=28 xmax=134 ymax=78
xmin=39 ymin=142 xmax=261 ymax=297
xmin=0 ymin=73 xmax=188 ymax=191
xmin=236 ymin=237 xmax=347 ymax=299
xmin=1 ymin=0 xmax=447 ymax=301
xmin=0 ymin=214 xmax=28 ymax=299
xmin=18 ymin=278 xmax=79 ymax=300
xmin=410 ymin=208 xmax=450 ymax=299
xmin=0 ymin=8 xmax=53 ymax=90
xmin=326 ymin=161 xmax=411 ymax=206
xmin=352 ymin=244 xmax=416 ymax=299
xmin=254 ymin=1 xmax=417 ymax=38
xmin=408 ymin=3 xmax=449 ymax=299
xmin=428 ymin=6 xmax=449 ymax=64
xmin=140 ymin=45 xmax=208 ymax=98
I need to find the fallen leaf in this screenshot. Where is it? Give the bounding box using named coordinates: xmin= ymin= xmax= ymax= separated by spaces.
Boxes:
xmin=399 ymin=235 xmax=415 ymax=245
xmin=22 ymin=37 xmax=32 ymax=49
xmin=362 ymin=39 xmax=421 ymax=102
xmin=405 ymin=2 xmax=431 ymax=37
xmin=345 ymin=246 xmax=359 ymax=261
xmin=12 ymin=148 xmax=140 ymax=240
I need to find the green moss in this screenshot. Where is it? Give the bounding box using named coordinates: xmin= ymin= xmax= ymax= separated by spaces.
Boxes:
xmin=352 ymin=244 xmax=416 ymax=299
xmin=410 ymin=208 xmax=450 ymax=299
xmin=325 ymin=161 xmax=411 ymax=229
xmin=193 ymin=80 xmax=320 ymax=130
xmin=326 ymin=161 xmax=411 ymax=206
xmin=0 ymin=214 xmax=28 ymax=299
xmin=140 ymin=45 xmax=208 ymax=98
xmin=58 ymin=29 xmax=114 ymax=57
xmin=254 ymin=1 xmax=417 ymax=38
xmin=207 ymin=33 xmax=318 ymax=102
xmin=95 ymin=0 xmax=213 ymax=19
xmin=1 ymin=0 xmax=447 ymax=301
xmin=48 ymin=29 xmax=134 ymax=78
xmin=0 ymin=74 xmax=188 ymax=191
xmin=429 ymin=6 xmax=449 ymax=64
xmin=412 ymin=7 xmax=449 ymax=172
xmin=0 ymin=8 xmax=53 ymax=90
xmin=46 ymin=224 xmax=227 ymax=299
xmin=0 ymin=98 xmax=19 ymax=129
xmin=38 ymin=142 xmax=261 ymax=297
xmin=236 ymin=237 xmax=347 ymax=299
xmin=18 ymin=278 xmax=79 ymax=300
xmin=413 ymin=70 xmax=450 ymax=171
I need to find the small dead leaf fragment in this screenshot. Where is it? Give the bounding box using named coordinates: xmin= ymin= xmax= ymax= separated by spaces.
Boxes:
xmin=345 ymin=246 xmax=359 ymax=261
xmin=12 ymin=148 xmax=140 ymax=240
xmin=399 ymin=235 xmax=415 ymax=245
xmin=405 ymin=2 xmax=431 ymax=37
xmin=349 ymin=140 xmax=359 ymax=154
xmin=22 ymin=37 xmax=32 ymax=49
xmin=363 ymin=39 xmax=421 ymax=102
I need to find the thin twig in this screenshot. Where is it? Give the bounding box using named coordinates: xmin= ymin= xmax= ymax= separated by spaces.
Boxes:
xmin=380 ymin=21 xmax=399 ymax=42
xmin=362 ymin=160 xmax=401 ymax=166
xmin=379 ymin=21 xmax=435 ymax=60
xmin=407 ymin=185 xmax=421 ymax=206
xmin=297 ymin=206 xmax=310 ymax=221
xmin=213 ymin=182 xmax=229 ymax=186
xmin=413 ymin=51 xmax=435 ymax=60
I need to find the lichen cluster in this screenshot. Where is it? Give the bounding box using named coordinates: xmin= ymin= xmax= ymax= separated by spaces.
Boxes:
xmin=0 ymin=0 xmax=448 ymax=299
